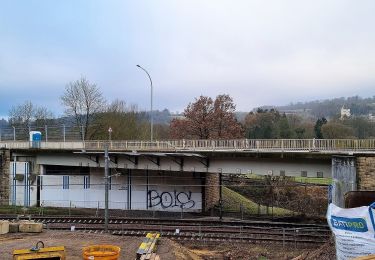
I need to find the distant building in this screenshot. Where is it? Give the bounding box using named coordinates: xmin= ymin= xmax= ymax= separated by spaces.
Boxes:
xmin=169 ymin=113 xmax=185 ymax=120
xmin=340 ymin=106 xmax=351 ymax=120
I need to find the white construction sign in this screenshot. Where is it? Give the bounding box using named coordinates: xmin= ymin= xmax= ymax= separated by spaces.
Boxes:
xmin=327 ymin=203 xmax=375 ymax=260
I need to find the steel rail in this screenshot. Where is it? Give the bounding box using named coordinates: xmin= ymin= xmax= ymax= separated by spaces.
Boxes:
xmin=0 ymin=215 xmax=329 ymax=230
xmin=0 ymin=215 xmax=330 ymax=244
xmin=47 ymin=224 xmax=329 ymax=244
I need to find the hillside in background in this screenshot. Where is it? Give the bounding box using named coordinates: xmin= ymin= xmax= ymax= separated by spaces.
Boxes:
xmin=259 ymin=96 xmax=375 ymax=119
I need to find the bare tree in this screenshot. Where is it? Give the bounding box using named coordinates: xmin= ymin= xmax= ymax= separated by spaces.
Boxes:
xmin=8 ymin=100 xmax=54 ymax=139
xmin=9 ymin=100 xmax=34 ymax=127
xmin=90 ymin=99 xmax=150 ymax=140
xmin=9 ymin=100 xmax=54 ymax=128
xmin=34 ymin=106 xmax=54 ymax=127
xmin=107 ymin=99 xmax=128 ymax=113
xmin=61 ymin=77 xmax=106 ymax=140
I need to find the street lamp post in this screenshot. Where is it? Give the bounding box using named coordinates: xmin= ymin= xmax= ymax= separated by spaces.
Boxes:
xmin=108 ymin=127 xmax=112 ymax=141
xmin=136 ymin=65 xmax=153 ymax=142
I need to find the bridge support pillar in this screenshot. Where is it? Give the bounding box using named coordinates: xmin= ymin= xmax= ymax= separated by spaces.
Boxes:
xmin=204 ymin=172 xmax=220 ymax=212
xmin=356 ymin=156 xmax=375 ymax=190
xmin=0 ymin=149 xmax=10 ymax=205
xmin=332 ymin=156 xmax=356 ymax=207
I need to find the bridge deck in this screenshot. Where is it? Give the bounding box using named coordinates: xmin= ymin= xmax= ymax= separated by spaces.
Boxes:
xmin=1 ymin=139 xmax=375 ymax=154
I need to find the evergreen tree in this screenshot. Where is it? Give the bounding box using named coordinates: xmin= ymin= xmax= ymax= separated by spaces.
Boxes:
xmin=314 ymin=117 xmax=327 ymax=138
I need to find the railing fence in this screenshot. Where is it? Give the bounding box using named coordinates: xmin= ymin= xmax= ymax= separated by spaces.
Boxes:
xmin=1 ymin=138 xmax=375 ymax=152
xmin=0 ymin=125 xmax=83 ymax=142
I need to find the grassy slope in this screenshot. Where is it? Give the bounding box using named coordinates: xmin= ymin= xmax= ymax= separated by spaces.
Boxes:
xmin=222 ymin=186 xmax=292 ymax=215
xmin=292 ymin=177 xmax=332 ymax=185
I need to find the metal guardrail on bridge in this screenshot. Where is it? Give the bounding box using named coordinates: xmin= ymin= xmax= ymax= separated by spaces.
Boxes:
xmin=1 ymin=139 xmax=375 ymax=153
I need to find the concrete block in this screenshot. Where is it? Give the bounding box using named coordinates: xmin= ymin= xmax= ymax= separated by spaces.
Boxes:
xmin=0 ymin=220 xmax=10 ymax=234
xmin=9 ymin=222 xmax=19 ymax=233
xmin=19 ymin=221 xmax=43 ymax=233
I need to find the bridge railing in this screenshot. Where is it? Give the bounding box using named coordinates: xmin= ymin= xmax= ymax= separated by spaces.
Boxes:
xmin=1 ymin=139 xmax=375 ymax=152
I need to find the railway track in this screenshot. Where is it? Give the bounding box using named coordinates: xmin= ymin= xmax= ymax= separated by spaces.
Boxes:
xmin=0 ymin=215 xmax=331 ymax=244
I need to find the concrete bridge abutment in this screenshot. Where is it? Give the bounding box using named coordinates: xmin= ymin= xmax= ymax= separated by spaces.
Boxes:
xmin=332 ymin=155 xmax=375 ymax=207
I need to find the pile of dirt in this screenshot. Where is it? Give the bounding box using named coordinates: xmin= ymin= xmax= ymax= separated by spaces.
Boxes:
xmin=180 ymin=241 xmax=315 ymax=260
xmin=292 ymin=237 xmax=336 ymax=260
xmin=170 ymin=240 xmax=203 ymax=260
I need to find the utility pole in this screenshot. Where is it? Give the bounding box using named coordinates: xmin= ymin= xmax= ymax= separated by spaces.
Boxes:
xmin=219 ymin=171 xmax=223 ymax=220
xmin=104 ymin=144 xmax=109 ymax=232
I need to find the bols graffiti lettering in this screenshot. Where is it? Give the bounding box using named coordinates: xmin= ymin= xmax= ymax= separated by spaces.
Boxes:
xmin=148 ymin=190 xmax=195 ymax=209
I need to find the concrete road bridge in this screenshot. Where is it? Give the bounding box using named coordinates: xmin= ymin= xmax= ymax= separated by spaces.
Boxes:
xmin=0 ymin=139 xmax=374 ymax=212
xmin=1 ymin=138 xmax=375 ymax=154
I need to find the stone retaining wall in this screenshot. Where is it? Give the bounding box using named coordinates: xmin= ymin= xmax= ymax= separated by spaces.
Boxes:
xmin=0 ymin=149 xmax=10 ymax=204
xmin=356 ymin=156 xmax=375 ymax=190
xmin=204 ymin=172 xmax=220 ymax=211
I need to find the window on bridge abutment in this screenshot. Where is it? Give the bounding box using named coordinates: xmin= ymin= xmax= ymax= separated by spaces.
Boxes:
xmin=301 ymin=171 xmax=307 ymax=177
xmin=44 ymin=165 xmax=90 ymax=175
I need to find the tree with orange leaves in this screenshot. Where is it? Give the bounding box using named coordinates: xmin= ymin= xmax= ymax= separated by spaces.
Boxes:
xmin=170 ymin=94 xmax=243 ymax=139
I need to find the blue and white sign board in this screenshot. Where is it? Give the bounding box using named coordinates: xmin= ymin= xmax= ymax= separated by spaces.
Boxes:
xmin=327 ymin=203 xmax=375 ymax=260
xmin=29 ymin=131 xmax=42 ymax=148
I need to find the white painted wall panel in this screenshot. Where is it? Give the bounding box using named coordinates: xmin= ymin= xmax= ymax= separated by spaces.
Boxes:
xmin=209 ymin=158 xmax=332 ymax=178
xmin=40 ymin=169 xmax=202 ymax=212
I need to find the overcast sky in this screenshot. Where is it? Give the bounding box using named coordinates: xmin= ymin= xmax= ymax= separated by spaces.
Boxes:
xmin=0 ymin=0 xmax=374 ymax=118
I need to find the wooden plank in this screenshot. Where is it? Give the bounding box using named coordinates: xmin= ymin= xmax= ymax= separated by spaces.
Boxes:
xmin=137 ymin=233 xmax=160 ymax=260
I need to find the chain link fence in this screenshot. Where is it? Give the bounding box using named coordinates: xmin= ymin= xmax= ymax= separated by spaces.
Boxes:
xmin=0 ymin=177 xmax=330 ymax=221
xmin=220 ymin=174 xmax=330 ymax=220
xmin=0 ymin=125 xmax=83 ymax=141
xmin=0 ymin=176 xmax=330 ymax=258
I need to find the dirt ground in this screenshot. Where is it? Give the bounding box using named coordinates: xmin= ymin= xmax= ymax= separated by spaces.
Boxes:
xmin=0 ymin=230 xmax=175 ymax=259
xmin=0 ymin=230 xmax=329 ymax=260
xmin=177 ymin=241 xmax=322 ymax=260
xmin=291 ymin=237 xmax=336 ymax=260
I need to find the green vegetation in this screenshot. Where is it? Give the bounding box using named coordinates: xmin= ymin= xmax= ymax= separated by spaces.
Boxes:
xmin=244 ymin=173 xmax=332 ymax=185
xmin=292 ymin=177 xmax=332 ymax=185
xmin=222 ymin=186 xmax=292 ymax=216
xmin=243 ymin=173 xmax=265 ymax=180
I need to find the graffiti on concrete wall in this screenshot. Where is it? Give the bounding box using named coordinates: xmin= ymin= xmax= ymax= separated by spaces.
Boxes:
xmin=148 ymin=190 xmax=195 ymax=209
